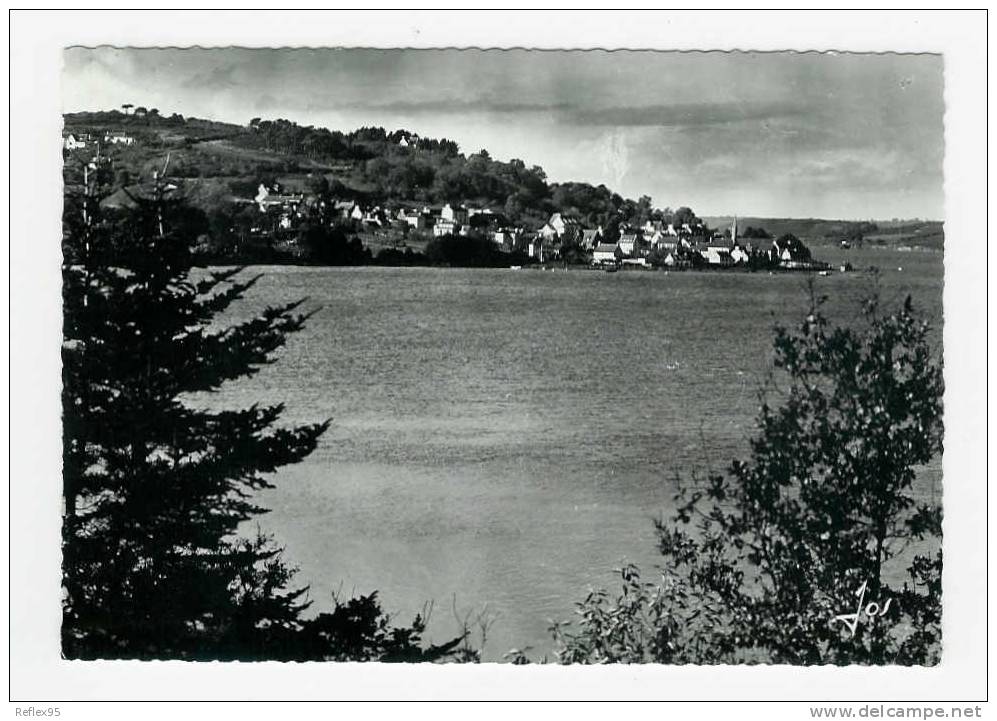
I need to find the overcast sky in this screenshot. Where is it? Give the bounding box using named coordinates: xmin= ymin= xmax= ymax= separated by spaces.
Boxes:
xmin=63 ymin=47 xmax=943 ymax=220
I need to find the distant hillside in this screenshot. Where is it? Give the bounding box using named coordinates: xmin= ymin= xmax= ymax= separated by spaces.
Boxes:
xmin=64 ymin=109 xmax=243 ymax=140
xmin=65 ymin=109 xmax=941 ymax=252
xmin=63 ymin=109 xmax=706 ymax=236
xmin=704 ymin=216 xmax=944 ymax=250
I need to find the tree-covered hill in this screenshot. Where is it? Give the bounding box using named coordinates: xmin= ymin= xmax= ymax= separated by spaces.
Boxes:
xmin=63 ymin=109 xmax=697 ymax=235
xmin=65 ymin=108 xmax=243 ymax=140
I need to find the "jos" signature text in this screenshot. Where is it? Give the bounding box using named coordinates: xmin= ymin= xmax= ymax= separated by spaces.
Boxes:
xmin=831 ymin=580 xmax=893 ymax=638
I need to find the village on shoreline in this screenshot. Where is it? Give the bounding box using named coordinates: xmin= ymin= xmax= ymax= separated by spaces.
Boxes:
xmin=243 ymin=182 xmax=833 ymax=272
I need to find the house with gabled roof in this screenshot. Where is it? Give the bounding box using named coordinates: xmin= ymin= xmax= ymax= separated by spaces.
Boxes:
xmin=618 ymin=232 xmax=647 ymax=258
xmin=64 ymin=133 xmax=89 ymax=150
xmin=434 ymin=218 xmax=458 ymax=237
xmin=255 ymin=183 xmax=304 ymax=213
xmin=397 ymin=207 xmax=432 ymax=230
xmin=771 ymin=235 xmax=812 ymax=264
xmin=703 ymin=243 xmax=735 ymax=266
xmin=649 ymin=230 xmax=677 ymax=251
xmin=541 ymin=212 xmax=582 ymax=243
xmin=491 ymin=228 xmax=513 ymax=248
xmin=643 ymin=219 xmax=665 ymax=235
xmin=105 ymin=132 xmax=135 ymax=146
xmin=661 ymin=250 xmax=692 ymax=268
xmin=580 ymin=228 xmax=603 ymax=250
xmin=362 ymin=206 xmax=388 ymax=227
xmin=592 ymin=242 xmax=623 ymax=265
xmin=332 ymin=200 xmax=357 ymax=219
xmin=441 ymin=203 xmax=468 ymax=225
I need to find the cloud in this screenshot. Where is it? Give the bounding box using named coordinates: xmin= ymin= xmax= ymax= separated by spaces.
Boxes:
xmin=317 ymin=98 xmax=576 ymax=115
xmin=299 ymin=97 xmax=802 ymax=132
xmin=181 ymin=64 xmax=238 ymax=90
xmin=566 ymin=101 xmax=804 ymax=128
xmin=248 ymin=93 xmax=282 ymax=112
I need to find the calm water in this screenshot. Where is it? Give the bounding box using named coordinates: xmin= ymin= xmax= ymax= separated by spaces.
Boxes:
xmin=198 ymin=247 xmax=943 ymax=660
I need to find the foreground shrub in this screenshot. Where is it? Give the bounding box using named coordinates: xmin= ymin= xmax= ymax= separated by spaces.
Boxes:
xmin=552 ymin=290 xmax=943 ymax=665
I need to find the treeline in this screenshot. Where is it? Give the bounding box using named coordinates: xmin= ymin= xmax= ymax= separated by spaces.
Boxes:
xmin=65 ymin=109 xmax=243 ymax=139
xmin=706 ymin=216 xmax=885 ymax=243
xmin=80 ymin=195 xmax=519 ymax=269
xmin=200 ymin=223 xmax=521 ymax=269
xmin=241 ymin=119 xmax=462 ymax=161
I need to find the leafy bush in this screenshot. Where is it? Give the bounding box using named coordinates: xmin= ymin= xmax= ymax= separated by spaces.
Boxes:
xmin=424 ymin=234 xmax=511 ymax=267
xmin=551 ymin=290 xmax=943 ymax=665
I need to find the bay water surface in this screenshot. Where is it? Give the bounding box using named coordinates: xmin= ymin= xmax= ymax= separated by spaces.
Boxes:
xmin=198 ymin=247 xmax=943 ymax=660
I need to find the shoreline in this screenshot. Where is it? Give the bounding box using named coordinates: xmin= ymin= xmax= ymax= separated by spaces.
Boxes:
xmin=193 ymin=244 xmax=940 ymax=273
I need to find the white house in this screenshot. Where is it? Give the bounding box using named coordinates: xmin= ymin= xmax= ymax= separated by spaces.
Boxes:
xmin=255 ymin=183 xmax=276 ymax=205
xmin=771 ymin=236 xmax=812 ymax=264
xmin=643 ymin=220 xmax=666 ymax=236
xmin=398 ymin=208 xmax=430 ymax=230
xmin=64 ymin=134 xmax=87 ymax=150
xmin=255 ymin=183 xmax=304 ymax=213
xmin=592 ymin=242 xmax=623 ymax=265
xmin=541 ymin=212 xmax=581 ymax=242
xmin=662 ymin=251 xmax=692 ymax=268
xmin=650 ymin=230 xmax=677 ymax=251
xmin=550 ymin=213 xmax=577 ymax=235
xmin=731 ymin=246 xmax=750 ymax=264
xmin=441 ymin=203 xmax=468 ymax=225
xmin=434 ymin=219 xmax=458 ymax=237
xmin=493 ymin=228 xmax=520 ymax=248
xmin=703 ymin=246 xmax=734 ymax=266
xmin=362 ymin=207 xmax=387 ymax=226
xmin=333 ymin=200 xmax=357 ymax=219
xmin=105 ymin=132 xmax=135 ymax=146
xmin=618 ymin=233 xmax=645 ymax=258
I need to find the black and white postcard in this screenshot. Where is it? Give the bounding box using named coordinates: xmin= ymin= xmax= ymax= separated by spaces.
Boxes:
xmin=8 ymin=8 xmax=989 ymax=713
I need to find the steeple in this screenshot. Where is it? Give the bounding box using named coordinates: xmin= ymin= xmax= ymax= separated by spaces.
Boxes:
xmin=731 ymin=216 xmax=738 ymax=244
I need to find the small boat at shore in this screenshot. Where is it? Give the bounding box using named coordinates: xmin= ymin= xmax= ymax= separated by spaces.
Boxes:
xmin=509 ymin=265 xmax=522 ymax=270
xmin=603 ymin=265 xmax=619 ymax=273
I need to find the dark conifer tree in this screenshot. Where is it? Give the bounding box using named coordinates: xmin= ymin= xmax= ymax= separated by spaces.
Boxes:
xmin=62 ymin=168 xmax=460 ymax=661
